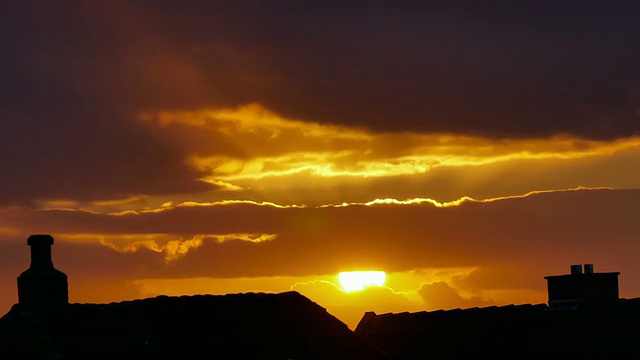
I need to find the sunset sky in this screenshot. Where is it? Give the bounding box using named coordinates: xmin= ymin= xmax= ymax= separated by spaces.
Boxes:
xmin=2 ymin=1 xmax=640 ymax=329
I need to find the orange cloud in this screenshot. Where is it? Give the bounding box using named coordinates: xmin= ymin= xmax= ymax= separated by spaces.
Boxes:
xmin=140 ymin=104 xmax=371 ymax=141
xmin=96 ymin=186 xmax=612 ymax=217
xmin=62 ymin=233 xmax=276 ymax=262
xmin=123 ymin=104 xmax=640 ymax=209
xmin=19 ymin=104 xmax=640 ymax=213
xmin=418 ymin=281 xmax=495 ymax=310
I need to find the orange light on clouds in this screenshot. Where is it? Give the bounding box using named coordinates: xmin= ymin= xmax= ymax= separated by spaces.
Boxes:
xmin=28 ymin=104 xmax=640 ymax=215
xmin=60 ymin=233 xmax=276 ymax=262
xmin=2 ymin=102 xmax=638 ymax=331
xmin=130 ymin=103 xmax=640 ymax=209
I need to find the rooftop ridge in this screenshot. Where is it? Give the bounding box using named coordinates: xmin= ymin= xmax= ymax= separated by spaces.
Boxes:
xmin=365 ymin=302 xmax=549 ymax=319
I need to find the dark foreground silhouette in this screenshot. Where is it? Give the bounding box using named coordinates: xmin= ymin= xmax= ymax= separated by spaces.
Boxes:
xmin=1 ymin=292 xmax=380 ymax=360
xmin=0 ymin=235 xmax=380 ymax=359
xmin=3 ymin=235 xmax=640 ymax=359
xmin=356 ymin=298 xmax=640 ymax=359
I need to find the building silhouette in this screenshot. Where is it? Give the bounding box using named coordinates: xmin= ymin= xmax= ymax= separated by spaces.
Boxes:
xmin=2 ymin=235 xmax=640 ymax=359
xmin=355 ymin=264 xmax=640 ymax=359
xmin=545 ymin=263 xmax=620 ymax=309
xmin=0 ymin=235 xmax=381 ymax=360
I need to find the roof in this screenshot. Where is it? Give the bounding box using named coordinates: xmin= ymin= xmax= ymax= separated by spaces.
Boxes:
xmin=0 ymin=291 xmax=382 ymax=360
xmin=544 ymin=271 xmax=620 ymax=279
xmin=354 ymin=298 xmax=640 ymax=359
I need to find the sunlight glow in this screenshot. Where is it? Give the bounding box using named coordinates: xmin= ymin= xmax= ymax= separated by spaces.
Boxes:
xmin=338 ymin=271 xmax=387 ymax=292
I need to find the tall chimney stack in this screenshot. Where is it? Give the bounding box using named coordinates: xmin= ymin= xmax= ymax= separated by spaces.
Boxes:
xmin=17 ymin=235 xmax=68 ymax=310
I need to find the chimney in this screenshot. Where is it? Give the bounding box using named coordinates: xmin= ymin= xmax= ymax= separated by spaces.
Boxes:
xmin=545 ymin=264 xmax=620 ymax=309
xmin=27 ymin=234 xmax=55 ymax=270
xmin=17 ymin=235 xmax=68 ymax=310
xmin=584 ymin=264 xmax=594 ymax=274
xmin=570 ymin=264 xmax=582 ymax=275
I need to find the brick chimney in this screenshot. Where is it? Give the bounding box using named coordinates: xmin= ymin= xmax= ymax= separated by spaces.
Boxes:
xmin=17 ymin=235 xmax=68 ymax=309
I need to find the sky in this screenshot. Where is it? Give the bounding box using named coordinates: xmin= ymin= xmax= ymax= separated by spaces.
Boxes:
xmin=1 ymin=1 xmax=640 ymax=329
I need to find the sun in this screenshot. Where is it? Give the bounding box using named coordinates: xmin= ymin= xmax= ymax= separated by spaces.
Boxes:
xmin=338 ymin=271 xmax=387 ymax=292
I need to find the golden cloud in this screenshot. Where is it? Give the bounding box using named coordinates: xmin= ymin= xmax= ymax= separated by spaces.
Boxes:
xmin=115 ymin=186 xmax=608 ymax=215
xmin=61 ymin=233 xmax=276 ymax=262
xmin=132 ymin=104 xmax=640 ymax=208
xmin=30 ymin=103 xmax=640 ymax=213
xmin=140 ymin=103 xmax=371 ymax=141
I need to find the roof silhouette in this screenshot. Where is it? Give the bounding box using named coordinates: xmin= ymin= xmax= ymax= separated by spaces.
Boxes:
xmin=1 ymin=235 xmax=382 ymax=359
xmin=354 ymin=298 xmax=640 ymax=359
xmin=0 ymin=291 xmax=382 ymax=360
xmin=353 ymin=264 xmax=640 ymax=359
xmin=3 ymin=235 xmax=640 ymax=359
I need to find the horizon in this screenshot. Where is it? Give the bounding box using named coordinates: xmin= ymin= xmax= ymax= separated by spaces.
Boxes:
xmin=2 ymin=1 xmax=640 ymax=331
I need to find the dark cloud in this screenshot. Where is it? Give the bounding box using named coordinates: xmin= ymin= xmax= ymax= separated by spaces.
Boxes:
xmin=0 ymin=1 xmax=216 ymax=205
xmin=140 ymin=1 xmax=639 ymax=136
xmin=1 ymin=1 xmax=639 ymax=204
xmin=136 ymin=1 xmax=640 ymax=139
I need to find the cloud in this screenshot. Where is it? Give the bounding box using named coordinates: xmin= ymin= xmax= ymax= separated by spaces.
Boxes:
xmin=3 ymin=188 xmax=640 ymax=282
xmin=2 ymin=2 xmax=639 ymax=206
xmin=8 ymin=98 xmax=640 ymax=208
xmin=51 ymin=104 xmax=639 ymax=208
xmin=98 ymin=236 xmax=204 ymax=262
xmin=65 ymin=233 xmax=276 ymax=262
xmin=418 ymin=281 xmax=495 ymax=311
xmin=146 ymin=105 xmax=640 ymax=176
xmin=58 ymin=1 xmax=636 ymax=139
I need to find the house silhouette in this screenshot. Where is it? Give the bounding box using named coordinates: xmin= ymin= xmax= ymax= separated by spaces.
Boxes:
xmin=0 ymin=235 xmax=381 ymax=360
xmin=355 ymin=264 xmax=640 ymax=359
xmin=2 ymin=234 xmax=640 ymax=359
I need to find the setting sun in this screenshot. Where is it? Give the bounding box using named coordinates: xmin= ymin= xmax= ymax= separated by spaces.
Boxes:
xmin=338 ymin=271 xmax=387 ymax=292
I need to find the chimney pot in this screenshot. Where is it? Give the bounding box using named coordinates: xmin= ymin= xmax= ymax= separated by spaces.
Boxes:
xmin=584 ymin=264 xmax=594 ymax=274
xmin=27 ymin=234 xmax=54 ymax=246
xmin=570 ymin=264 xmax=583 ymax=275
